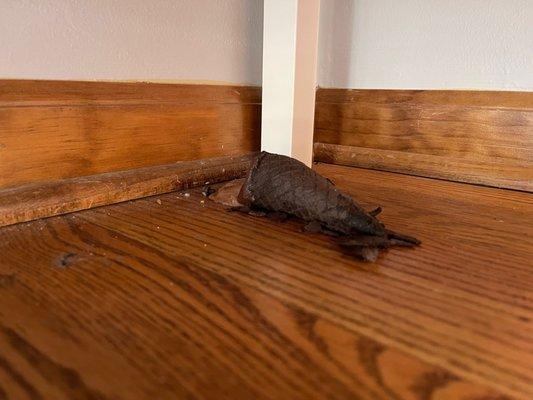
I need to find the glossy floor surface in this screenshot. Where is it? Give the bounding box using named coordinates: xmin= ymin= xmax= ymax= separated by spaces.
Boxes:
xmin=0 ymin=164 xmax=531 ymax=400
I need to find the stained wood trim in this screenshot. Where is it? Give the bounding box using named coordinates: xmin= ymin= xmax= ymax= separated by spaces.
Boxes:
xmin=316 ymin=88 xmax=533 ymax=108
xmin=0 ymin=153 xmax=256 ymax=227
xmin=314 ymin=88 xmax=533 ymax=191
xmin=315 ymin=143 xmax=533 ymax=192
xmin=0 ymin=80 xmax=261 ymax=190
xmin=0 ymin=79 xmax=261 ymax=106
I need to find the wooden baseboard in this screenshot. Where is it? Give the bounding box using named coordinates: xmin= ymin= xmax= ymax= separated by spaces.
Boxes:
xmin=0 ymin=80 xmax=261 ymax=190
xmin=314 ymin=89 xmax=533 ymax=191
xmin=0 ymin=153 xmax=256 ymax=227
xmin=315 ymin=143 xmax=532 ymax=191
xmin=3 ymin=81 xmax=531 ymax=227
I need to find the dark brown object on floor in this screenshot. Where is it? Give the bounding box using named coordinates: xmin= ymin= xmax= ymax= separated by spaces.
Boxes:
xmin=0 ymin=164 xmax=531 ymax=399
xmin=237 ymin=152 xmax=420 ymax=261
xmin=0 ymin=153 xmax=256 ymax=228
xmin=314 ymin=88 xmax=533 ymax=191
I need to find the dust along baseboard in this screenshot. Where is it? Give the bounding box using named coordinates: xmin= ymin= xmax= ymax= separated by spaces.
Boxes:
xmin=314 ymin=89 xmax=533 ymax=192
xmin=0 ymin=79 xmax=261 ymax=227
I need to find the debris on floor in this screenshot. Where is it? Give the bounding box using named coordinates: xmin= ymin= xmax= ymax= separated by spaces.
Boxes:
xmin=209 ymin=179 xmax=245 ymax=208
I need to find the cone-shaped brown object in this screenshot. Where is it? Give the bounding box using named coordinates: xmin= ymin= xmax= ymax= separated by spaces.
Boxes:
xmin=238 ymin=152 xmax=420 ymax=261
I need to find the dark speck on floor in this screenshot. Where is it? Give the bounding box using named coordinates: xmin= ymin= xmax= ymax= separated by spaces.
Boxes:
xmin=56 ymin=252 xmax=77 ymax=268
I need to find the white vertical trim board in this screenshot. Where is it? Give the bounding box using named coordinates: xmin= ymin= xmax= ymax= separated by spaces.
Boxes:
xmin=261 ymin=0 xmax=320 ymax=166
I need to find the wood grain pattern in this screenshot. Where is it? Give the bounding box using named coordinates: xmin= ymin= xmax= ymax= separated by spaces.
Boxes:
xmin=0 ymin=153 xmax=255 ymax=228
xmin=0 ymin=164 xmax=531 ymax=399
xmin=315 ymin=142 xmax=533 ymax=191
xmin=0 ymin=80 xmax=261 ymax=189
xmin=0 ymin=79 xmax=261 ymax=107
xmin=314 ymin=88 xmax=533 ymax=191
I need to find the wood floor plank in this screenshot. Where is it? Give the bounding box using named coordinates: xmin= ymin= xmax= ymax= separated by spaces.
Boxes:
xmin=0 ymin=164 xmax=531 ymax=399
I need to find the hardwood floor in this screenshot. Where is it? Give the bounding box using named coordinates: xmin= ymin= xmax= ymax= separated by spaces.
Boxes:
xmin=0 ymin=164 xmax=531 ymax=400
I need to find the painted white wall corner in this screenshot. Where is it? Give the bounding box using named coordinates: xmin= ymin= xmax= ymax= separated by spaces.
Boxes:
xmin=261 ymin=0 xmax=320 ymax=166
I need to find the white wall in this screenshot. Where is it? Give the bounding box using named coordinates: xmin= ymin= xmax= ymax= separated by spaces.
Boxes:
xmin=2 ymin=1 xmax=531 ymax=90
xmin=318 ymin=0 xmax=533 ymax=90
xmin=0 ymin=0 xmax=263 ymax=85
